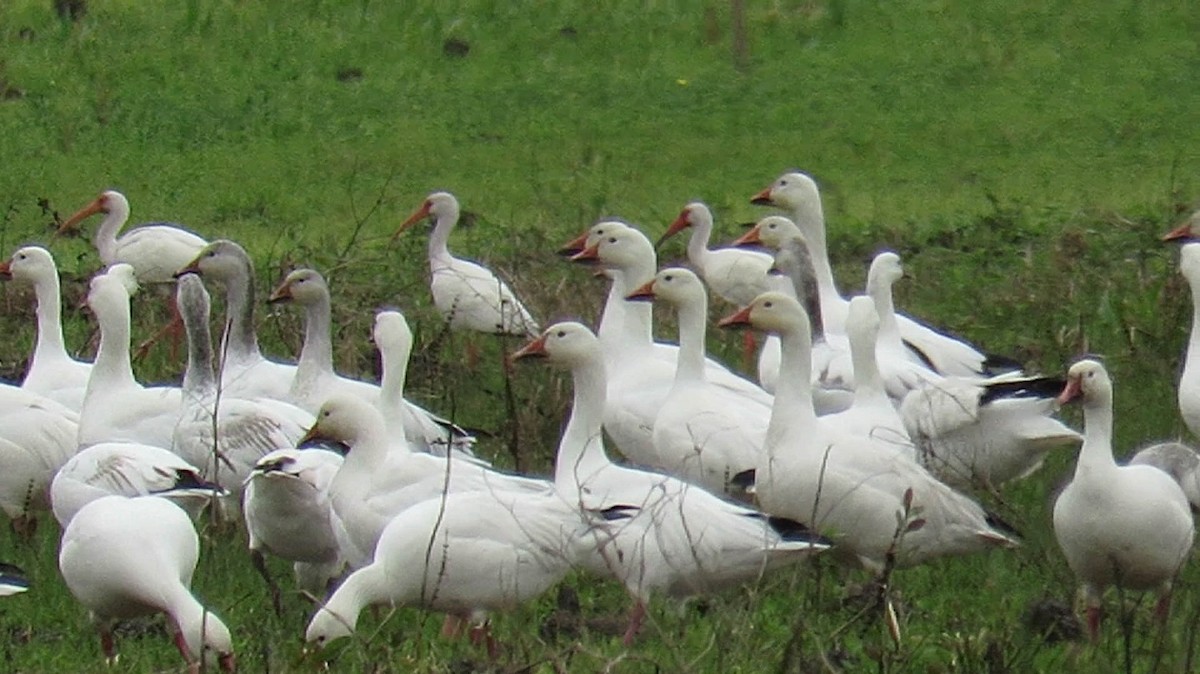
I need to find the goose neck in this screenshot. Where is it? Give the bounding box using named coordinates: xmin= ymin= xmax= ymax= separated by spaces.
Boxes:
xmin=296 ymin=295 xmax=334 ymax=383
xmin=31 ymin=272 xmax=69 ymax=363
xmin=88 ymin=292 xmax=137 ymax=393
xmin=93 ymin=205 xmax=128 ymax=265
xmin=221 ymin=266 xmax=260 ymax=362
xmin=1076 ymin=398 xmax=1117 ymax=472
xmin=672 ymin=298 xmax=708 ymax=384
xmin=555 ymin=354 xmax=611 ymax=491
xmin=428 ymin=211 xmax=456 ymax=264
xmin=769 ymin=324 xmax=818 ymax=447
xmin=789 ymin=200 xmax=840 ymax=305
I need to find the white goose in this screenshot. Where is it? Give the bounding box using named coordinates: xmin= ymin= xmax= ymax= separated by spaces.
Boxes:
xmin=77 ymin=267 xmax=180 ymax=450
xmin=656 ymin=202 xmax=774 ymax=306
xmin=300 ymin=395 xmax=548 ymax=570
xmin=0 ymin=563 xmax=29 ymax=596
xmin=173 ymin=273 xmax=313 ymax=498
xmin=718 ymin=292 xmax=1017 ymax=573
xmin=269 ymin=269 xmax=474 ymax=454
xmin=58 ymin=190 xmax=208 ymax=284
xmin=750 ymin=172 xmax=1019 ymax=378
xmin=393 ymin=191 xmax=539 ymax=337
xmin=513 ymin=322 xmax=830 ymax=645
xmin=565 ymin=223 xmax=772 ymax=465
xmin=626 ymin=268 xmax=770 ymax=495
xmin=50 ymin=441 xmax=221 ymax=527
xmin=1052 ymin=359 xmax=1193 ymax=642
xmin=0 ymin=385 xmax=79 ymax=534
xmin=1129 ymin=441 xmax=1200 ymax=511
xmin=371 ymin=309 xmax=477 ymax=456
xmin=176 ymin=240 xmax=295 ymax=401
xmin=305 ymin=484 xmax=593 ymax=653
xmin=59 ymin=495 xmax=235 ymax=671
xmin=865 ymin=253 xmax=1083 ymax=487
xmin=243 ymin=447 xmax=345 ymax=609
xmin=1167 ymin=242 xmax=1200 ymax=437
xmin=0 ymin=246 xmax=91 ymax=410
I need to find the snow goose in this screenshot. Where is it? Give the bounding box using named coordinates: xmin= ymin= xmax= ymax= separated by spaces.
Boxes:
xmin=0 ymin=563 xmax=29 ymax=596
xmin=1129 ymin=441 xmax=1200 ymax=511
xmin=1052 ymin=359 xmax=1194 ymax=642
xmin=566 ymin=223 xmax=772 ymax=464
xmin=174 ymin=240 xmax=295 ymax=400
xmin=392 ymin=191 xmax=539 ymax=337
xmin=0 ymin=385 xmax=79 ymax=534
xmin=77 ymin=267 xmax=180 ymax=449
xmin=625 ymin=267 xmax=770 ymax=495
xmin=513 ymin=322 xmax=830 ymax=644
xmin=269 ymin=269 xmax=474 ymax=454
xmin=656 ymin=202 xmax=774 ymax=306
xmin=1164 ymin=242 xmax=1200 ymax=437
xmin=299 ymin=395 xmax=548 ymax=570
xmin=266 ymin=268 xmax=379 ymax=409
xmin=50 ymin=441 xmax=222 ymax=527
xmin=304 ymin=485 xmax=594 ymax=654
xmin=59 ymin=495 xmax=235 ymax=671
xmin=173 ymin=273 xmax=313 ymax=498
xmin=749 ymin=172 xmax=1019 ymax=377
xmin=371 ymin=309 xmax=477 ymax=456
xmin=864 ymin=253 xmax=1083 ymax=487
xmin=0 ymin=246 xmax=91 ymax=409
xmin=718 ymin=292 xmax=1018 ymax=573
xmin=57 ymin=190 xmax=208 ymax=355
xmin=243 ymin=447 xmax=345 ymax=611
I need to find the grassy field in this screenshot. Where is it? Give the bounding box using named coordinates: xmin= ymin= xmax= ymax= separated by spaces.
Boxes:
xmin=1 ymin=1 xmax=1200 ymax=671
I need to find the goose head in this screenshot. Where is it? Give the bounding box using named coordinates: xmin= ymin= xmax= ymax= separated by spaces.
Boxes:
xmin=512 ymin=322 xmax=601 ymax=370
xmin=570 ymin=225 xmax=654 ymax=273
xmin=175 ymin=240 xmax=251 ymax=282
xmin=176 ymin=273 xmax=211 ymax=328
xmin=57 ymin=190 xmax=130 ymax=237
xmin=733 ymin=215 xmax=803 ymax=250
xmin=751 ymin=172 xmax=820 ymax=211
xmin=372 ymin=309 xmax=413 ymax=356
xmin=177 ymin=611 xmax=235 ymax=673
xmin=393 ymin=191 xmax=459 ymax=240
xmin=845 ymin=295 xmax=881 ymax=343
xmin=86 ymin=272 xmax=131 ymax=316
xmin=656 ymin=202 xmax=711 ymax=249
xmin=305 ymin=604 xmax=355 ymax=648
xmin=102 ymin=263 xmax=141 ymax=296
xmin=300 ymin=394 xmax=384 ymax=448
xmin=718 ymin=291 xmax=810 ymax=337
xmin=1164 ymin=210 xmax=1200 ymax=242
xmin=626 ymin=267 xmax=705 ymax=307
xmin=268 ymin=268 xmax=328 ymax=306
xmin=560 ymin=220 xmax=632 ymax=258
xmin=0 ymin=246 xmax=56 ymax=283
xmin=1057 ymin=359 xmax=1112 ymax=409
xmin=867 ymin=251 xmax=904 ymax=292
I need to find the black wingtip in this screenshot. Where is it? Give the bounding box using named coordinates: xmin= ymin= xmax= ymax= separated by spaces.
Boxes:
xmin=984 ymin=510 xmax=1023 ymax=540
xmin=980 ymin=375 xmax=1067 ymax=405
xmin=981 ymin=352 xmax=1026 ymax=375
xmin=764 ymin=515 xmax=835 ymax=547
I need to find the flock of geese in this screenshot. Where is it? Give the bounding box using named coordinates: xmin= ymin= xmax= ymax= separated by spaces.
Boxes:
xmin=0 ymin=171 xmax=1199 ymax=670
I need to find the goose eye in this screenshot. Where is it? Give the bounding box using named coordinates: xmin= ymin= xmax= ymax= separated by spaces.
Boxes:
xmin=607 ymin=237 xmax=617 ymax=243
xmin=556 ymin=330 xmax=566 ymax=338
xmin=664 ymin=275 xmax=673 ymax=282
xmin=764 ymin=301 xmax=774 ymax=308
xmin=779 ymin=180 xmax=788 ymax=187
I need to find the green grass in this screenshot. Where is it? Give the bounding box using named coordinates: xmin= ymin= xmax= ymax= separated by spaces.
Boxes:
xmin=1 ymin=0 xmax=1200 ymax=671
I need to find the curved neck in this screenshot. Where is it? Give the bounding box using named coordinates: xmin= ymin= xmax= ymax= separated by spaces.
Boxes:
xmin=1187 ymin=278 xmax=1200 ymax=382
xmin=428 ymin=211 xmax=456 ymax=264
xmin=769 ymin=324 xmax=818 ymax=450
xmin=334 ymin=420 xmax=393 ymax=488
xmin=672 ymin=296 xmax=708 ymax=384
xmin=88 ymin=292 xmax=137 ymax=393
xmin=866 ymin=276 xmax=905 ymax=352
xmin=221 ymin=265 xmax=260 ymax=362
xmin=182 ymin=307 xmax=217 ymax=398
xmin=170 ymin=593 xmax=223 ymax=661
xmin=788 ymin=198 xmax=840 ymax=307
xmin=94 ymin=205 xmax=128 ymax=264
xmin=319 ymin=565 xmax=374 ymax=634
xmin=378 ymin=339 xmax=411 ymax=420
xmin=1077 ymin=397 xmax=1116 ymax=471
xmin=601 ymin=262 xmax=656 ymax=354
xmin=296 ymin=295 xmax=334 ymax=383
xmin=31 ymin=271 xmax=70 ymax=363
xmin=686 ymin=216 xmax=713 ymax=267
xmin=782 ymin=241 xmax=825 ymax=340
xmin=556 ymin=352 xmax=612 ymax=491
xmin=847 ymin=313 xmax=888 ymax=408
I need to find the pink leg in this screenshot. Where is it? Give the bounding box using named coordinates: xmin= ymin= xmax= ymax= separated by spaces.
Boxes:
xmin=468 ymin=622 xmax=499 ymax=660
xmin=1155 ymin=590 xmax=1173 ymax=625
xmin=1087 ymin=605 xmax=1102 ymax=644
xmin=100 ymin=626 xmax=117 ymax=664
xmin=622 ymin=600 xmax=647 ymax=647
xmin=441 ymin=614 xmax=466 ymax=639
